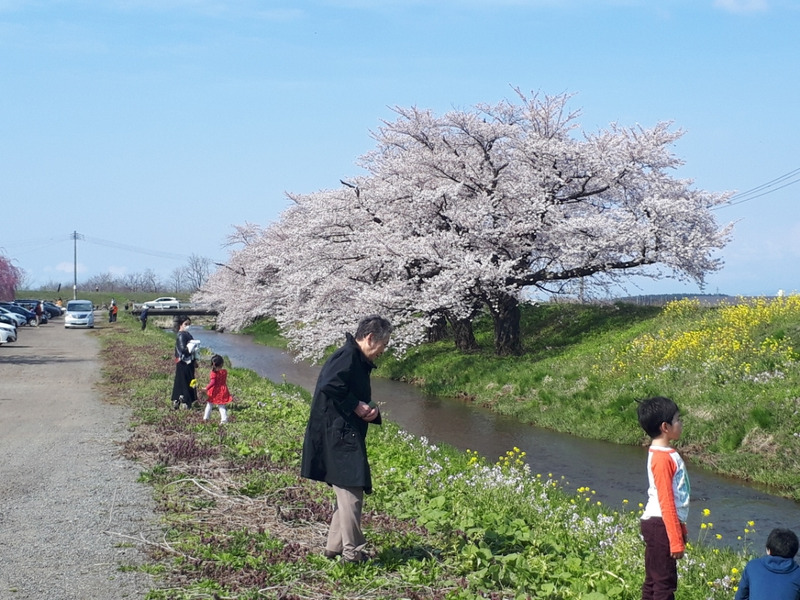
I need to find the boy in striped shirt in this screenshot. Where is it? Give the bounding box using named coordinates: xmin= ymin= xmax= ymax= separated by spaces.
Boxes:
xmin=637 ymin=396 xmax=690 ymax=600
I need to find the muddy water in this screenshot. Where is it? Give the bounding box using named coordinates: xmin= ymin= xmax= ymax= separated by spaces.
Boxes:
xmin=189 ymin=327 xmax=800 ymax=547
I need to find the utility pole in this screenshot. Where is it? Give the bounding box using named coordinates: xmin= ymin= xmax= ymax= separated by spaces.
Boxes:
xmin=72 ymin=231 xmax=83 ymax=300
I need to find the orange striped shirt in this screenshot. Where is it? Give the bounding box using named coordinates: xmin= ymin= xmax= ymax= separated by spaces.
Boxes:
xmin=641 ymin=446 xmax=690 ymax=553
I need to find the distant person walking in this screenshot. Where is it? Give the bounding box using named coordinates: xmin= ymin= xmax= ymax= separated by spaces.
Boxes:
xmin=171 ymin=316 xmax=198 ymax=410
xmin=139 ymin=306 xmax=149 ymax=330
xmin=202 ymin=355 xmax=233 ymax=423
xmin=34 ymin=301 xmax=43 ymax=326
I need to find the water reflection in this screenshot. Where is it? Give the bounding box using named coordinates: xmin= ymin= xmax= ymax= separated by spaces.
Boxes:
xmin=189 ymin=327 xmax=800 ymax=547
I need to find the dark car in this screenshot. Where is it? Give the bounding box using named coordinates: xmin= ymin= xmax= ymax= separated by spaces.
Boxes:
xmin=43 ymin=301 xmax=64 ymax=318
xmin=0 ymin=302 xmax=37 ymax=326
xmin=14 ymin=300 xmax=52 ymax=322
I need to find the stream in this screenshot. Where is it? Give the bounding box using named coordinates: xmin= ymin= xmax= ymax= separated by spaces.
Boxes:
xmin=189 ymin=327 xmax=800 ymax=548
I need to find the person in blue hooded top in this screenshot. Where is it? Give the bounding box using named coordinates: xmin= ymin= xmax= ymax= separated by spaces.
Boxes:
xmin=735 ymin=527 xmax=800 ymax=600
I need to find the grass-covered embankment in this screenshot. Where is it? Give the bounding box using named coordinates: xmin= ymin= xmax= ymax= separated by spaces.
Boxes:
xmin=244 ymin=298 xmax=800 ymax=501
xmin=99 ymin=312 xmax=754 ymax=599
xmin=371 ymin=297 xmax=800 ymax=502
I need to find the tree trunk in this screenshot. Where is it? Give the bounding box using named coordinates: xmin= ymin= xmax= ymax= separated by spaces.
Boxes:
xmin=425 ymin=313 xmax=449 ymax=343
xmin=447 ymin=314 xmax=479 ymax=352
xmin=489 ymin=292 xmax=522 ymax=356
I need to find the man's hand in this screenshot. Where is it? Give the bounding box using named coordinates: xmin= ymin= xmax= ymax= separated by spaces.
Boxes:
xmin=355 ymin=401 xmax=379 ymax=422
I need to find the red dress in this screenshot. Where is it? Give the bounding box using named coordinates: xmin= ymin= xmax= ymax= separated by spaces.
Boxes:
xmin=205 ymin=369 xmax=233 ymax=405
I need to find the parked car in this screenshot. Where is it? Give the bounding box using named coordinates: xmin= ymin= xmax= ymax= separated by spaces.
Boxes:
xmin=0 ymin=313 xmax=18 ymax=328
xmin=0 ymin=302 xmax=36 ymax=325
xmin=0 ymin=326 xmax=15 ymax=345
xmin=45 ymin=301 xmax=65 ymax=316
xmin=0 ymin=320 xmax=17 ymax=342
xmin=64 ymin=300 xmax=95 ymax=328
xmin=0 ymin=306 xmax=28 ymax=327
xmin=142 ymin=297 xmax=180 ymax=309
xmin=6 ymin=300 xmax=50 ymax=325
xmin=12 ymin=300 xmax=50 ymax=323
xmin=16 ymin=299 xmax=59 ymax=318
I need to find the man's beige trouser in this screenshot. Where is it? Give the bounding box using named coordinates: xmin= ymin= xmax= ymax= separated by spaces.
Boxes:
xmin=326 ymin=485 xmax=367 ymax=560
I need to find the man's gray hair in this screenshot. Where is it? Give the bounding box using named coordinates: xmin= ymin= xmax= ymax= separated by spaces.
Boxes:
xmin=355 ymin=315 xmax=393 ymax=342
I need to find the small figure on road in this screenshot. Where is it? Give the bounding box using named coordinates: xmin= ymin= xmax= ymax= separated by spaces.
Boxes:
xmin=34 ymin=301 xmax=43 ymax=326
xmin=300 ymin=315 xmax=392 ymax=564
xmin=139 ymin=306 xmax=149 ymax=330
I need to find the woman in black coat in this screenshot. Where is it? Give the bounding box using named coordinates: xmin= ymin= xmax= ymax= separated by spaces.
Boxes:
xmin=171 ymin=316 xmax=198 ymax=409
xmin=300 ymin=316 xmax=392 ymax=563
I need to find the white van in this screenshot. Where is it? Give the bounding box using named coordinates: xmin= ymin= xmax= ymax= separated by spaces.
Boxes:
xmin=64 ymin=300 xmax=95 ymax=329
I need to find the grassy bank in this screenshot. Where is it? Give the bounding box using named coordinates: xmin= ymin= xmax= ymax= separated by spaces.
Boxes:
xmin=98 ymin=312 xmax=755 ymax=599
xmin=246 ymin=298 xmax=800 ymax=501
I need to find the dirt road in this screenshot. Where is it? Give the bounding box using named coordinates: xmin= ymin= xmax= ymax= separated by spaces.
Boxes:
xmin=0 ymin=318 xmax=156 ymax=599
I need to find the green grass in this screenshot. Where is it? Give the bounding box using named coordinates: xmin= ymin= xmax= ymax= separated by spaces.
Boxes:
xmin=235 ymin=300 xmax=800 ymax=500
xmin=95 ymin=311 xmax=761 ymax=599
xmin=240 ymin=317 xmax=288 ymax=349
xmin=372 ymin=299 xmax=800 ymax=500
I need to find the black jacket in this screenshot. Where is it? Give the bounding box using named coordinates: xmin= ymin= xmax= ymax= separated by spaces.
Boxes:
xmin=300 ymin=333 xmax=382 ymax=493
xmin=175 ymin=330 xmax=194 ymax=362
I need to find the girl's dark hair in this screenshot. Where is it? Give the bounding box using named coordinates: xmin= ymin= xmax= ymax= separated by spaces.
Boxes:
xmin=211 ymin=354 xmax=224 ymax=368
xmin=636 ymin=396 xmax=680 ymax=438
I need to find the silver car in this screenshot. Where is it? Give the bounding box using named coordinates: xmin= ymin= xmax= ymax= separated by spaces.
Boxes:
xmin=64 ymin=300 xmax=95 ymax=329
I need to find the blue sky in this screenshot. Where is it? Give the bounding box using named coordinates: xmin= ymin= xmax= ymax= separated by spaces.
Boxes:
xmin=1 ymin=0 xmax=798 ymax=297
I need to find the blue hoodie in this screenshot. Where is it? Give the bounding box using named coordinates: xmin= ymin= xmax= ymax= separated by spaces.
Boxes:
xmin=735 ymin=555 xmax=800 ymax=600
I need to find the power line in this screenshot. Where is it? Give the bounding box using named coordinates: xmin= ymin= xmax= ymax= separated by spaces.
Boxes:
xmin=2 ymin=234 xmax=192 ymax=262
xmin=715 ymin=167 xmax=800 ymax=209
xmin=81 ymin=235 xmax=190 ymax=261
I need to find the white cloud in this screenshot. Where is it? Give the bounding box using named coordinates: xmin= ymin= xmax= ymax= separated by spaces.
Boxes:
xmin=713 ymin=0 xmax=768 ymax=13
xmin=54 ymin=262 xmax=85 ymax=274
xmin=107 ymin=265 xmax=129 ymax=277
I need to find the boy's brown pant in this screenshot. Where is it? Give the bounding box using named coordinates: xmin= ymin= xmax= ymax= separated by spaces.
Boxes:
xmin=326 ymin=485 xmax=367 ymax=561
xmin=641 ymin=517 xmax=678 ymax=600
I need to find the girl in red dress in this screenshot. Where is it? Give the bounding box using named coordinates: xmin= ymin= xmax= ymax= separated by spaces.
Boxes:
xmin=203 ymin=355 xmax=233 ymax=423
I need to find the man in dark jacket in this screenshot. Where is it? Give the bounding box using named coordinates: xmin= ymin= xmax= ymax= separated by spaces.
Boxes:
xmin=300 ymin=315 xmax=392 ymax=563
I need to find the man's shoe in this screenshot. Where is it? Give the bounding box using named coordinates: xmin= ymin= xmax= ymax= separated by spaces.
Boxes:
xmin=342 ymin=552 xmax=369 ymax=564
xmin=323 ymin=550 xmax=341 ymax=559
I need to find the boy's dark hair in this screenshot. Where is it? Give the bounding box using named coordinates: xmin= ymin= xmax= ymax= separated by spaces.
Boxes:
xmin=637 ymin=396 xmax=680 ymax=438
xmin=766 ymin=528 xmax=799 ymax=558
xmin=211 ymin=354 xmax=224 ymax=368
xmin=355 ymin=315 xmax=393 ymax=343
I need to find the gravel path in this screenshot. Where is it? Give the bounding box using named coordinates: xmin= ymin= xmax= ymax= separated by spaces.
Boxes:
xmin=0 ymin=318 xmax=157 ymax=599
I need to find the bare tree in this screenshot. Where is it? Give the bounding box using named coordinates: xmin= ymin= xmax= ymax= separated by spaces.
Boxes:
xmin=169 ymin=267 xmax=186 ymax=294
xmin=184 ymin=254 xmax=212 ymax=291
xmin=142 ymin=268 xmax=160 ymax=292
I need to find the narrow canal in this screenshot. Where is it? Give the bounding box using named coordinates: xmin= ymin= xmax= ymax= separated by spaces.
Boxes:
xmin=189 ymin=327 xmax=800 ymax=547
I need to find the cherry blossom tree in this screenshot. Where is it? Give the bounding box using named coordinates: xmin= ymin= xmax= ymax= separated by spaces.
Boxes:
xmin=0 ymin=254 xmax=22 ymax=301
xmin=199 ymin=89 xmax=732 ymax=359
